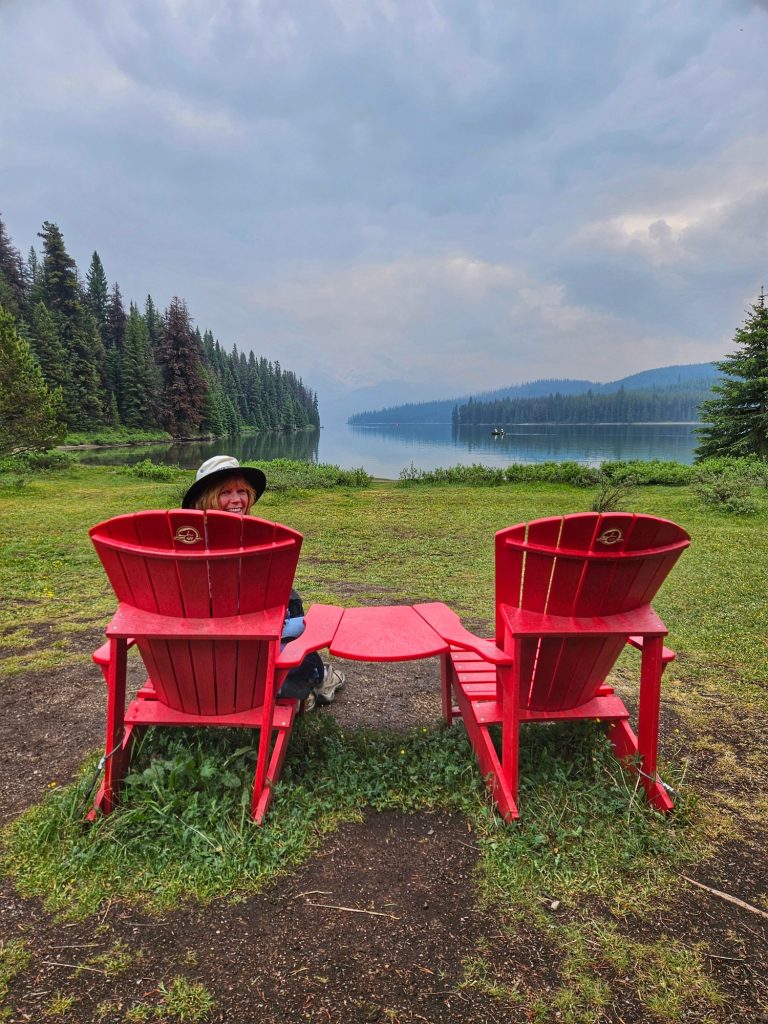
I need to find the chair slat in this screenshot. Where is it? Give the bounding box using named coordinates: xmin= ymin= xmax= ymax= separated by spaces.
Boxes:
xmin=138 ymin=639 xmax=189 ymax=712
xmin=558 ymin=513 xmax=602 ymax=551
xmin=186 ymin=639 xmax=216 ymax=716
xmin=235 ymin=641 xmax=268 ymax=712
xmin=207 ymin=513 xmax=245 ymax=617
xmin=495 ymin=525 xmax=526 ymax=643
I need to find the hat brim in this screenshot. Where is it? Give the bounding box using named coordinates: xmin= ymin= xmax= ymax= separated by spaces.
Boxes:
xmin=182 ymin=466 xmax=267 ymax=509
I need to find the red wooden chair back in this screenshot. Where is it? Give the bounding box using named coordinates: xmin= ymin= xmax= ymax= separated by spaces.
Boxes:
xmin=90 ymin=510 xmax=302 ymax=716
xmin=495 ymin=513 xmax=690 ymax=711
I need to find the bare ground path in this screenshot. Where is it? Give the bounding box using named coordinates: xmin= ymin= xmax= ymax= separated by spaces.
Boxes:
xmin=1 ymin=646 xmax=766 ymax=1022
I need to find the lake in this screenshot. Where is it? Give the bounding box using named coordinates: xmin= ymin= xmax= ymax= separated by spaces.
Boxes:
xmin=75 ymin=422 xmax=701 ymax=478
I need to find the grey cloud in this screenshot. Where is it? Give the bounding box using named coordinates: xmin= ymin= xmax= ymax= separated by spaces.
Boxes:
xmin=1 ymin=0 xmax=766 ymax=391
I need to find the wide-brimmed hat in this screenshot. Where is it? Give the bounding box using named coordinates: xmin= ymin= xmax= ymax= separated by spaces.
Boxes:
xmin=182 ymin=456 xmax=267 ymax=509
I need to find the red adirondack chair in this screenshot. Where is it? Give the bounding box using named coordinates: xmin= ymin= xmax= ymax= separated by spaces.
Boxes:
xmin=89 ymin=509 xmax=314 ymax=823
xmin=439 ymin=512 xmax=690 ymax=821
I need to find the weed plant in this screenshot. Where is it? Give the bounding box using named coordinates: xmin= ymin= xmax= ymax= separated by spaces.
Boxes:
xmin=1 ymin=718 xmax=701 ymax=921
xmin=693 ymin=461 xmax=764 ymax=514
xmin=119 ymin=458 xmax=183 ymax=482
xmin=589 ymin=473 xmax=638 ymax=512
xmin=250 ymin=458 xmax=371 ymax=490
xmin=0 ymin=450 xmax=75 ymax=473
xmin=399 ymin=456 xmax=768 ymax=490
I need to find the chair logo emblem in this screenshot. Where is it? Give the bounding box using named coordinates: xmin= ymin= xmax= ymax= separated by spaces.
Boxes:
xmin=597 ymin=528 xmax=623 ymax=546
xmin=174 ymin=526 xmax=202 ymax=545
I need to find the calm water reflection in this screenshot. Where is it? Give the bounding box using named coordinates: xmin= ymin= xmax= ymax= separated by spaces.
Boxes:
xmin=75 ymin=421 xmax=700 ymax=477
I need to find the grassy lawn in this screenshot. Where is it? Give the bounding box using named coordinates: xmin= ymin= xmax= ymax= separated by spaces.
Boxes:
xmin=1 ymin=462 xmax=766 ymax=1022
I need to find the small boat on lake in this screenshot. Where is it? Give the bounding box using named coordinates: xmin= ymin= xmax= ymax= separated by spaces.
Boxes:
xmin=491 ymin=427 xmax=505 ymax=437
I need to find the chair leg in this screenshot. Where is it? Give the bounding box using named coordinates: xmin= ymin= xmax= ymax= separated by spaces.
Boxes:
xmin=440 ymin=652 xmax=455 ymax=724
xmin=252 ymin=718 xmax=295 ymax=823
xmin=607 ymin=635 xmax=674 ymax=813
xmin=449 ymin=656 xmax=520 ymax=821
xmin=499 ymin=660 xmax=520 ymax=810
xmin=102 ymin=637 xmax=128 ymax=815
xmin=636 ymin=634 xmax=674 ymax=812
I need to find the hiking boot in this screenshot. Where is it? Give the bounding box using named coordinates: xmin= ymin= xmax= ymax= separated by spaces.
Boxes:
xmin=314 ymin=663 xmax=346 ymax=706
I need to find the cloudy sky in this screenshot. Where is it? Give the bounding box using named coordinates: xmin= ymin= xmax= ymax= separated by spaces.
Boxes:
xmin=1 ymin=0 xmax=766 ymax=406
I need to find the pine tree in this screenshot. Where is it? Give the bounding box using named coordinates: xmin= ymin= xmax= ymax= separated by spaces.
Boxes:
xmin=27 ymin=247 xmax=39 ymax=287
xmin=144 ymin=294 xmax=163 ymax=352
xmin=696 ymin=292 xmax=768 ymax=459
xmin=0 ymin=216 xmax=28 ymax=318
xmin=120 ymin=303 xmax=161 ymax=427
xmin=104 ymin=282 xmax=127 ymax=416
xmin=86 ymin=252 xmax=109 ymax=340
xmin=0 ymin=305 xmax=66 ymax=455
xmin=28 ymin=302 xmax=71 ymax=394
xmin=156 ymin=297 xmax=207 ymax=436
xmin=37 ymin=222 xmax=80 ymax=317
xmin=37 ymin=222 xmax=106 ymax=427
xmin=199 ymin=367 xmax=227 ymax=437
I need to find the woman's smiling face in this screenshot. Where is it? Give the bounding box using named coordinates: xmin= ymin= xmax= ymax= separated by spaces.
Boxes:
xmin=217 ymin=477 xmax=251 ymax=515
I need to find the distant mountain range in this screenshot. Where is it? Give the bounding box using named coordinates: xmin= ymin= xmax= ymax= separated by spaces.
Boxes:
xmin=348 ymin=363 xmax=720 ymax=425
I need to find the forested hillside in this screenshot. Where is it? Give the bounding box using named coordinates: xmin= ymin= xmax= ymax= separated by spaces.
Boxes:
xmin=349 ymin=365 xmax=719 ymax=425
xmin=0 ymin=217 xmax=319 ymax=438
xmin=453 ymin=383 xmax=710 ymax=427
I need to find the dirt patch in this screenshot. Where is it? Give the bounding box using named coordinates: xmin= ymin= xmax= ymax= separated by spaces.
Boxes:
xmin=2 ymin=630 xmax=768 ymax=1021
xmin=326 ymin=658 xmax=443 ymax=733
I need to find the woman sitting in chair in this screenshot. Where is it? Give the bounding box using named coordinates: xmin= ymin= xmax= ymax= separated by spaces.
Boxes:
xmin=182 ymin=455 xmax=345 ymax=711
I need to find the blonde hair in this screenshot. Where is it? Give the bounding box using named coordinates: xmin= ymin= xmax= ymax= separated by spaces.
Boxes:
xmin=194 ymin=475 xmax=257 ymax=514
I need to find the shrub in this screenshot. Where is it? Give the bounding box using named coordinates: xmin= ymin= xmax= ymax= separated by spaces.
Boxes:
xmin=600 ymin=460 xmax=693 ymax=486
xmin=252 ymin=459 xmax=371 ymax=490
xmin=695 ymin=455 xmax=768 ymax=485
xmin=399 ymin=461 xmax=601 ymax=487
xmin=693 ymin=464 xmax=759 ymax=515
xmin=119 ymin=459 xmax=182 ymax=482
xmin=0 ymin=449 xmax=74 ymax=472
xmin=590 ymin=473 xmax=638 ymax=513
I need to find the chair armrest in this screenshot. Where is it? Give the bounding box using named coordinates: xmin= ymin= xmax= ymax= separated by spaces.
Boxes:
xmin=414 ymin=602 xmax=513 ymax=665
xmin=105 ymin=602 xmax=285 ymax=640
xmin=275 ymin=604 xmax=345 ymax=669
xmin=93 ymin=637 xmax=136 ymax=666
xmin=501 ymin=603 xmax=668 ymax=639
xmin=627 ymin=635 xmax=676 ymax=664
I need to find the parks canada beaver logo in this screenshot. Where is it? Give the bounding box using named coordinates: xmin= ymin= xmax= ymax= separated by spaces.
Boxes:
xmin=174 ymin=526 xmax=202 ymax=545
xmin=596 ymin=528 xmax=623 ymax=546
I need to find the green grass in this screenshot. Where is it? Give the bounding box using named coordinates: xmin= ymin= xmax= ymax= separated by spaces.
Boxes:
xmin=1 ymin=462 xmax=766 ymax=1021
xmin=1 ymin=718 xmax=702 ymax=920
xmin=0 ymin=940 xmax=30 ymax=1013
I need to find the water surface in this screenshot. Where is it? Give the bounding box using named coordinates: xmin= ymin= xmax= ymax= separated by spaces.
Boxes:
xmin=75 ymin=421 xmax=700 ymax=477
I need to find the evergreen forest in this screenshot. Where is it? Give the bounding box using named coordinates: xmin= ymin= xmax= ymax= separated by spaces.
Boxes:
xmin=452 ymin=383 xmax=710 ymax=428
xmin=349 ymin=365 xmax=718 ymax=427
xmin=0 ymin=217 xmax=319 ymax=439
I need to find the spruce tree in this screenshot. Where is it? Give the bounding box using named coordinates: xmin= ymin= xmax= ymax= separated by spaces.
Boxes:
xmin=28 ymin=301 xmax=71 ymax=394
xmin=86 ymin=252 xmax=109 ymax=340
xmin=37 ymin=222 xmax=106 ymax=427
xmin=199 ymin=367 xmax=227 ymax=437
xmin=0 ymin=216 xmax=28 ymax=318
xmin=104 ymin=282 xmax=127 ymax=416
xmin=696 ymin=292 xmax=768 ymax=459
xmin=0 ymin=305 xmax=66 ymax=455
xmin=121 ymin=303 xmax=161 ymax=428
xmin=143 ymin=294 xmax=161 ymax=352
xmin=156 ymin=297 xmax=207 ymax=436
xmin=27 ymin=247 xmax=39 ymax=287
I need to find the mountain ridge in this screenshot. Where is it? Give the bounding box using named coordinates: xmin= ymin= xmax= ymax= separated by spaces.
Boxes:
xmin=348 ymin=363 xmax=719 ymax=425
